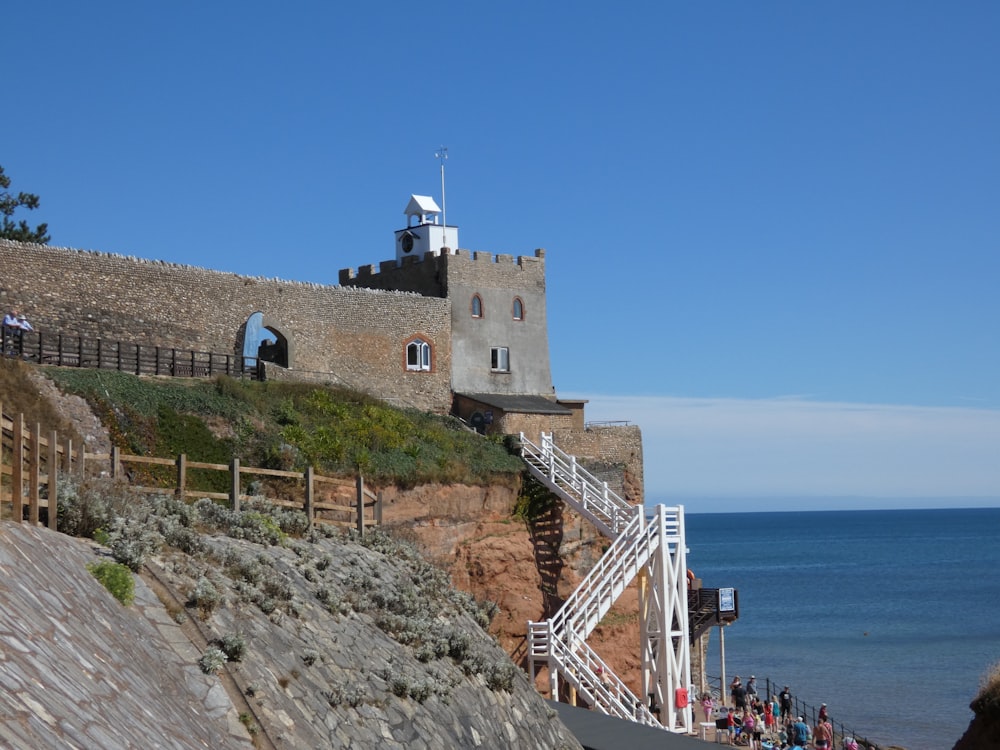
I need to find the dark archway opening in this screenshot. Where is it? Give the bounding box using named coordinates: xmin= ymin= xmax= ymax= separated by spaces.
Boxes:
xmin=257 ymin=328 xmax=288 ymax=367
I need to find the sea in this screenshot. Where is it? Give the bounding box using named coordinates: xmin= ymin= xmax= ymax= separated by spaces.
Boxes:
xmin=679 ymin=507 xmax=1000 ymax=750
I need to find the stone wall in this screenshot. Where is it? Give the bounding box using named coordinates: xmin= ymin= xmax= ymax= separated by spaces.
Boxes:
xmin=0 ymin=240 xmax=453 ymax=412
xmin=555 ymin=424 xmax=645 ymax=505
xmin=341 ymin=249 xmax=555 ymax=396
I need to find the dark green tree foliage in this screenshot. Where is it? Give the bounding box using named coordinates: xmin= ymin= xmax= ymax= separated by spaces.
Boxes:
xmin=0 ymin=165 xmax=50 ymax=244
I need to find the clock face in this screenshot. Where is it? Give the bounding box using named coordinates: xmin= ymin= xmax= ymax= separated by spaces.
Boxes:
xmin=401 ymin=233 xmax=414 ymax=253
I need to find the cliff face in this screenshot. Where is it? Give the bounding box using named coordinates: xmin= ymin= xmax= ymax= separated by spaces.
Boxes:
xmin=952 ymin=682 xmax=1000 ymax=750
xmin=381 ymin=484 xmax=647 ymax=702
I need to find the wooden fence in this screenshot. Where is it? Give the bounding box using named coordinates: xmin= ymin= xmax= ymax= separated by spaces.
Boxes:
xmin=0 ymin=405 xmax=381 ymax=534
xmin=2 ymin=327 xmax=264 ymax=380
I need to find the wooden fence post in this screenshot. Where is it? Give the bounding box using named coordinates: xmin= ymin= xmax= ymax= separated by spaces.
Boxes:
xmin=176 ymin=454 xmax=187 ymax=499
xmin=376 ymin=491 xmax=383 ymax=526
xmin=29 ymin=422 xmax=41 ymax=525
xmin=48 ymin=429 xmax=58 ymax=530
xmin=78 ymin=442 xmax=87 ymax=480
xmin=12 ymin=414 xmax=24 ymax=522
xmin=356 ymin=474 xmax=364 ymax=536
xmin=304 ymin=465 xmax=314 ymax=528
xmin=111 ymin=446 xmax=121 ymax=478
xmin=230 ymin=457 xmax=241 ymax=512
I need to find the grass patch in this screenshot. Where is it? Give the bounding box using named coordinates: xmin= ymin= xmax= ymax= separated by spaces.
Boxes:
xmin=42 ymin=369 xmax=524 ymax=489
xmin=86 ymin=560 xmax=135 ymax=605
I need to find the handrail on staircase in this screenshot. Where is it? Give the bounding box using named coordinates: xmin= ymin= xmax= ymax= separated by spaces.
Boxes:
xmin=520 ymin=432 xmax=633 ymax=536
xmin=540 ymin=621 xmax=663 ymax=728
xmin=547 ymin=506 xmax=648 ymax=639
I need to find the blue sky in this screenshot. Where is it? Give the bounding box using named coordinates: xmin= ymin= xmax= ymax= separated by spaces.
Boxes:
xmin=4 ymin=2 xmax=998 ymax=510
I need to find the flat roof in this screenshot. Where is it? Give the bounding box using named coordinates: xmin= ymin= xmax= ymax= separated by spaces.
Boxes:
xmin=456 ymin=392 xmax=573 ymax=415
xmin=548 ymin=701 xmax=712 ymax=750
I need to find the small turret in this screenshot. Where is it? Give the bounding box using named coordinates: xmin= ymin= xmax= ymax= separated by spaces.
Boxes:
xmin=394 ymin=194 xmax=459 ymax=262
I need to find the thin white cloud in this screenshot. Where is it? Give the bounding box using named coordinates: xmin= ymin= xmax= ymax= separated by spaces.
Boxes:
xmin=567 ymin=394 xmax=1000 ymax=501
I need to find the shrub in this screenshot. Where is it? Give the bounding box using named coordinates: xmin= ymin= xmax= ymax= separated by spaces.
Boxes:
xmin=86 ymin=561 xmax=135 ymax=606
xmin=190 ymin=576 xmax=223 ymax=616
xmin=219 ymin=633 xmax=246 ymax=662
xmin=57 ymin=477 xmax=134 ymax=539
xmin=198 ymin=647 xmax=227 ymax=674
xmin=107 ymin=515 xmax=162 ymax=571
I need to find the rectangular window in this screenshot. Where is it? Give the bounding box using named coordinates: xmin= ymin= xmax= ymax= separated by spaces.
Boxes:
xmin=490 ymin=346 xmax=509 ymax=372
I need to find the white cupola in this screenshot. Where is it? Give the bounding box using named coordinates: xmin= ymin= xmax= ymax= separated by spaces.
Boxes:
xmin=394 ymin=194 xmax=459 ymax=262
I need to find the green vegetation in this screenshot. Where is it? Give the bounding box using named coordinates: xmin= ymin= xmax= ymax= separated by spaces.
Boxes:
xmin=513 ymin=472 xmax=558 ymax=521
xmin=43 ymin=369 xmax=524 ymax=489
xmin=0 ymin=164 xmax=49 ymax=244
xmin=86 ymin=560 xmax=135 ymax=606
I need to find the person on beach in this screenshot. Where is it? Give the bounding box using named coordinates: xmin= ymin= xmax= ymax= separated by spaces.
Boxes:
xmin=818 ymin=702 xmax=828 ymax=722
xmin=763 ymin=697 xmax=775 ymax=731
xmin=779 ymin=686 xmax=792 ymax=721
xmin=743 ymin=709 xmax=759 ymax=749
xmin=813 ymin=714 xmax=833 ymax=749
xmin=701 ymin=692 xmax=714 ymax=722
xmin=791 ymin=716 xmax=810 ymax=748
xmin=746 ymin=675 xmax=759 ymax=703
xmin=732 ymin=678 xmax=748 ymax=712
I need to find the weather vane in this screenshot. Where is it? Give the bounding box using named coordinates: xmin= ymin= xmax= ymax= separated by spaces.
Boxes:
xmin=435 ymin=146 xmax=448 ymax=233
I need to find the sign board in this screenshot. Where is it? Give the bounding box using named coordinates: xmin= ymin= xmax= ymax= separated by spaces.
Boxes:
xmin=719 ymin=588 xmax=736 ymax=612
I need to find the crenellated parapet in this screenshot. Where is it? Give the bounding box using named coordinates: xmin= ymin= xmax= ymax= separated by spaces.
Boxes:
xmin=339 ymin=248 xmax=546 ymax=298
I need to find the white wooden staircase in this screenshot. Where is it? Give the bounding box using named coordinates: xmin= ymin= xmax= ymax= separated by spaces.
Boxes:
xmin=521 ymin=433 xmax=693 ymax=733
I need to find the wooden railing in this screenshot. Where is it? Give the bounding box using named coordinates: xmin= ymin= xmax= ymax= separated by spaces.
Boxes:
xmin=2 ymin=327 xmax=263 ymax=380
xmin=1 ymin=404 xmax=380 ymax=534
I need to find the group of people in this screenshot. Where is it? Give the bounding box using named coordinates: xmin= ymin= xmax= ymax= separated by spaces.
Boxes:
xmin=698 ymin=676 xmax=856 ymax=749
xmin=3 ymin=309 xmax=33 ymax=355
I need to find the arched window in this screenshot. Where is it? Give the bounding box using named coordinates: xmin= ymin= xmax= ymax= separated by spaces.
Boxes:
xmin=471 ymin=294 xmax=483 ymax=318
xmin=512 ymin=297 xmax=524 ymax=321
xmin=406 ymin=338 xmax=431 ymax=371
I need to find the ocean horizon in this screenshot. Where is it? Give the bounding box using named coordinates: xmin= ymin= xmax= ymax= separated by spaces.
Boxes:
xmin=673 ymin=506 xmax=1000 ymax=750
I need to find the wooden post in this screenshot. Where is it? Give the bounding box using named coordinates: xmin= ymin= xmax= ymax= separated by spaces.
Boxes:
xmin=230 ymin=457 xmax=241 ymax=512
xmin=176 ymin=453 xmax=187 ymax=499
xmin=304 ymin=465 xmax=314 ymax=528
xmin=62 ymin=437 xmax=73 ymax=473
xmin=97 ymin=338 xmax=103 ymax=368
xmin=356 ymin=474 xmax=365 ymax=536
xmin=48 ymin=429 xmax=58 ymax=530
xmin=111 ymin=445 xmax=121 ymax=478
xmin=29 ymin=423 xmax=41 ymax=524
xmin=376 ymin=491 xmax=383 ymax=526
xmin=12 ymin=414 xmax=23 ymax=522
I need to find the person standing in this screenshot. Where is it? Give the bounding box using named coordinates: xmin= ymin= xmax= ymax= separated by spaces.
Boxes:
xmin=743 ymin=709 xmax=759 ymax=750
xmin=746 ymin=675 xmax=758 ymax=704
xmin=791 ymin=716 xmax=810 ymax=748
xmin=779 ymin=685 xmax=793 ymax=722
xmin=701 ymin=692 xmax=714 ymax=723
xmin=732 ymin=679 xmax=748 ymax=712
xmin=763 ymin=697 xmax=775 ymax=732
xmin=813 ymin=715 xmax=833 ymax=749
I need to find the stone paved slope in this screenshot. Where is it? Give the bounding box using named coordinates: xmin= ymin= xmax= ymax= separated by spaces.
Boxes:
xmin=0 ymin=513 xmax=584 ymax=749
xmin=0 ymin=522 xmax=252 ymax=750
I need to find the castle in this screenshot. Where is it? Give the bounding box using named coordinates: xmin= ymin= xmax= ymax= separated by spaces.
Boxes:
xmin=0 ymin=195 xmax=642 ymax=501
